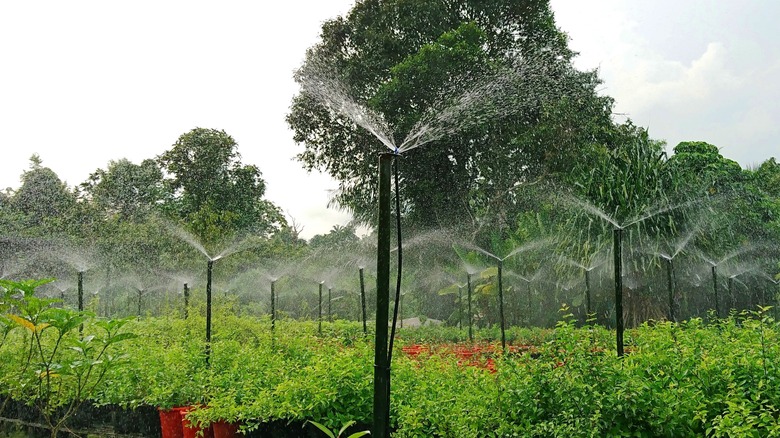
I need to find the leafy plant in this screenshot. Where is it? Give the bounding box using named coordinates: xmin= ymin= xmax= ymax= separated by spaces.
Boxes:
xmin=307 ymin=420 xmax=370 ymax=438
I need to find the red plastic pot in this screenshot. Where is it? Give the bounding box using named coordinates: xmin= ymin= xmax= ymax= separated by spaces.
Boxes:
xmin=176 ymin=406 xmax=214 ymax=438
xmin=158 ymin=408 xmax=184 ymax=438
xmin=212 ymin=420 xmax=241 ymax=438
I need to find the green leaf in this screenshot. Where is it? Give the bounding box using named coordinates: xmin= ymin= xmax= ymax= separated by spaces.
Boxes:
xmin=307 ymin=420 xmax=336 ymax=438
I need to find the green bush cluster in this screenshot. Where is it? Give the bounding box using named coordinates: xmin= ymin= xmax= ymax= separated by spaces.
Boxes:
xmin=5 ymin=280 xmax=780 ymax=437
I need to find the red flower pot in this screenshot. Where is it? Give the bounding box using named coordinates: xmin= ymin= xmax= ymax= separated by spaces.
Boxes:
xmin=213 ymin=420 xmax=241 ymax=438
xmin=158 ymin=408 xmax=184 ymax=438
xmin=175 ymin=406 xmax=214 ymax=438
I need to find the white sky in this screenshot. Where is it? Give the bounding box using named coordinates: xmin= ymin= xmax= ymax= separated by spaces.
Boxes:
xmin=1 ymin=1 xmax=777 ymax=239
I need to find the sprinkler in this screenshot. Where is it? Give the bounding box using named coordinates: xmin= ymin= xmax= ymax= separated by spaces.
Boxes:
xmin=328 ymin=287 xmax=332 ymax=323
xmin=398 ymin=292 xmax=403 ymax=329
xmin=206 ymin=259 xmax=213 ymax=367
xmin=666 ymin=258 xmax=676 ymax=323
xmin=584 ymin=269 xmax=591 ymax=318
xmin=372 ymin=152 xmax=393 ymax=438
xmin=359 ymin=267 xmax=367 ymax=335
xmin=77 ymin=271 xmax=84 ymax=334
xmin=77 ymin=271 xmax=84 ymax=312
xmin=728 ymin=276 xmax=735 ymax=312
xmin=467 ymin=272 xmax=473 ymax=342
xmin=183 ymin=283 xmax=190 ymax=319
xmin=137 ymin=288 xmax=143 ymax=317
xmin=458 ymin=285 xmax=463 ymax=330
xmin=526 ymin=281 xmax=532 ymax=326
xmin=271 ymin=280 xmax=276 ymax=333
xmin=614 ymin=227 xmax=624 ymax=357
xmin=497 ymin=260 xmax=506 ymax=352
xmin=318 ymin=281 xmax=324 ymax=334
xmin=711 ymin=265 xmax=719 ymax=318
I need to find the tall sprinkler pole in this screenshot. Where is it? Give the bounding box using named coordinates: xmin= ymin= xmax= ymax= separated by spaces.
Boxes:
xmin=584 ymin=269 xmax=592 ymax=318
xmin=78 ymin=271 xmax=84 ymax=334
xmin=372 ymin=153 xmax=393 ymax=438
xmin=359 ymin=267 xmax=367 ymax=335
xmin=271 ymin=280 xmax=276 ymax=333
xmin=526 ymin=281 xmax=532 ymax=326
xmin=497 ymin=260 xmax=507 ymax=352
xmin=206 ymin=259 xmax=213 ymax=367
xmin=614 ymin=228 xmax=624 ymax=357
xmin=78 ymin=271 xmax=84 ymax=313
xmin=318 ymin=282 xmax=323 ymax=334
xmin=728 ymin=276 xmax=735 ymax=312
xmin=183 ymin=283 xmax=190 ymax=319
xmin=328 ymin=287 xmax=333 ymax=322
xmin=458 ymin=286 xmax=463 ymax=330
xmin=711 ymin=265 xmax=719 ymax=318
xmin=467 ymin=273 xmax=473 ymax=342
xmin=399 ymin=293 xmax=403 ymax=329
xmin=666 ymin=258 xmax=676 ymax=323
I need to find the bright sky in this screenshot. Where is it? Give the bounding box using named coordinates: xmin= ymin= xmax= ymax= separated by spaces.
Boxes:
xmin=1 ymin=1 xmax=777 ymax=239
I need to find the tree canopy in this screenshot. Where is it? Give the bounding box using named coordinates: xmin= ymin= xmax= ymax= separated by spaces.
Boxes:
xmin=288 ymin=0 xmax=619 ymax=232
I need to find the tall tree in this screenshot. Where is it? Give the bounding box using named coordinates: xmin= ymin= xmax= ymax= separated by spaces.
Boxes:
xmin=80 ymin=158 xmax=165 ymax=220
xmin=11 ymin=154 xmax=76 ymax=232
xmin=157 ymin=128 xmax=285 ymax=243
xmin=287 ymin=0 xmax=616 ymax=231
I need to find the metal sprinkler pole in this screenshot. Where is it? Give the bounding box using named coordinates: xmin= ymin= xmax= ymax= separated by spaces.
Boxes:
xmin=206 ymin=259 xmax=213 ymax=367
xmin=497 ymin=260 xmax=507 ymax=352
xmin=467 ymin=273 xmax=473 ymax=342
xmin=318 ymin=282 xmax=323 ymax=334
xmin=728 ymin=276 xmax=734 ymax=312
xmin=372 ymin=153 xmax=393 ymax=438
xmin=359 ymin=267 xmax=367 ymax=335
xmin=271 ymin=280 xmax=276 ymax=333
xmin=183 ymin=283 xmax=190 ymax=319
xmin=584 ymin=269 xmax=591 ymax=318
xmin=711 ymin=265 xmax=719 ymax=318
xmin=328 ymin=287 xmax=333 ymax=322
xmin=78 ymin=271 xmax=84 ymax=312
xmin=78 ymin=271 xmax=84 ymax=334
xmin=458 ymin=286 xmax=463 ymax=330
xmin=666 ymin=259 xmax=675 ymax=323
xmin=614 ymin=228 xmax=624 ymax=357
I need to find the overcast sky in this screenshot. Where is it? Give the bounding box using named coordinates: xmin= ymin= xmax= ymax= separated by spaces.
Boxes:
xmin=1 ymin=1 xmax=777 ymax=239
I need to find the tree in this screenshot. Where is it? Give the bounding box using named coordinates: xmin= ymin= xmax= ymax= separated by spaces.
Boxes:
xmin=11 ymin=155 xmax=76 ymax=231
xmin=287 ymin=0 xmax=617 ymax=232
xmin=157 ymin=128 xmax=285 ymax=243
xmin=309 ymin=224 xmax=360 ymax=250
xmin=666 ymin=141 xmax=745 ymax=196
xmin=80 ymin=158 xmax=165 ymax=220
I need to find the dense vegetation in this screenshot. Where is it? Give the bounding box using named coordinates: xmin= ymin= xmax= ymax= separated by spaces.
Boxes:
xmin=4 ymin=279 xmax=780 ymax=437
xmin=1 ymin=0 xmax=780 ymax=435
